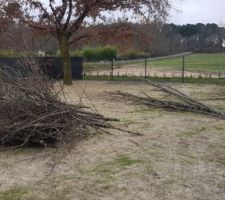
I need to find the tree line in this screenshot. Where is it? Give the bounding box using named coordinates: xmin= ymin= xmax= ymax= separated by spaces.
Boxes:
xmin=1 ymin=21 xmax=224 ymax=57
xmin=164 ymin=23 xmax=225 ymax=54
xmin=70 ymin=22 xmax=225 ymax=56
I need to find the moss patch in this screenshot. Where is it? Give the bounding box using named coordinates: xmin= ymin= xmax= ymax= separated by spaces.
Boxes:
xmin=177 ymin=127 xmax=206 ymax=138
xmin=0 ymin=187 xmax=29 ymax=200
xmin=115 ymin=155 xmax=143 ymax=167
xmin=85 ymin=154 xmax=144 ymax=179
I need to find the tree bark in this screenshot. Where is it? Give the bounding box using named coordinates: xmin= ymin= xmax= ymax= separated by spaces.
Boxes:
xmin=59 ymin=33 xmax=72 ymax=85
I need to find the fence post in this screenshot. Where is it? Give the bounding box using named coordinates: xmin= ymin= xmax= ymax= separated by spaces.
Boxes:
xmin=111 ymin=58 xmax=114 ymax=81
xmin=144 ymin=56 xmax=147 ymax=79
xmin=182 ymin=56 xmax=185 ymax=83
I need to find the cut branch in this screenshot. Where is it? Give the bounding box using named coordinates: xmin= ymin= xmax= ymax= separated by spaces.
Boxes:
xmin=0 ymin=61 xmax=118 ymax=148
xmin=106 ymin=79 xmax=225 ymax=120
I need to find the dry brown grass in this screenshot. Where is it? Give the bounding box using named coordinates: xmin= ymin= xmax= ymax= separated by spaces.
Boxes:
xmin=0 ymin=81 xmax=225 ymax=200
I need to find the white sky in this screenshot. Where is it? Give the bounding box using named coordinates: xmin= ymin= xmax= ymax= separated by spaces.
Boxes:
xmin=41 ymin=0 xmax=225 ymax=25
xmin=169 ymin=0 xmax=225 ymax=25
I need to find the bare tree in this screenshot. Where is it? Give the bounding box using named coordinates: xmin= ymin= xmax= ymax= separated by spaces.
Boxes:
xmin=1 ymin=0 xmax=170 ymax=84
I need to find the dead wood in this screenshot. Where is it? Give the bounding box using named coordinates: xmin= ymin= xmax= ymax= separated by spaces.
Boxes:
xmin=0 ymin=59 xmax=118 ymax=148
xmin=106 ymin=79 xmax=225 ymax=120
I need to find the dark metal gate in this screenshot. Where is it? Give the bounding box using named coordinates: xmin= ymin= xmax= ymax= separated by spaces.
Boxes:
xmin=0 ymin=57 xmax=83 ymax=80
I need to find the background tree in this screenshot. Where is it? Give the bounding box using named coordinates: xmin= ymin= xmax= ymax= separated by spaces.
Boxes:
xmin=1 ymin=0 xmax=170 ymax=84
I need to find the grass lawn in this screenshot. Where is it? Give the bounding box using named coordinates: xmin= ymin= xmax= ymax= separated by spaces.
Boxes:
xmin=84 ymin=53 xmax=225 ymax=73
xmin=84 ymin=75 xmax=225 ymax=85
xmin=148 ymin=53 xmax=225 ymax=72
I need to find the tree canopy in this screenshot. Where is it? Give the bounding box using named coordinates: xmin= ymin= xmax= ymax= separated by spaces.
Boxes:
xmin=0 ymin=0 xmax=170 ymax=84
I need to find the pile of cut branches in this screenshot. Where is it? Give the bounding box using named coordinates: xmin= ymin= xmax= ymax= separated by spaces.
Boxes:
xmin=107 ymin=79 xmax=225 ymax=120
xmin=0 ymin=61 xmax=116 ymax=148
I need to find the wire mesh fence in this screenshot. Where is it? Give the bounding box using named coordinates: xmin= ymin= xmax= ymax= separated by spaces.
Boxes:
xmin=83 ymin=52 xmax=225 ymax=82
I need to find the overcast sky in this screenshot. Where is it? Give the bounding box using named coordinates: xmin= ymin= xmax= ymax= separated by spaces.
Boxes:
xmin=169 ymin=0 xmax=225 ymax=25
xmin=41 ymin=0 xmax=224 ymax=25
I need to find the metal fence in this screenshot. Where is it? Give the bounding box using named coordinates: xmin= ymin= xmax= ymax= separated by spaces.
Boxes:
xmin=1 ymin=54 xmax=224 ymax=82
xmin=83 ymin=52 xmax=225 ymax=82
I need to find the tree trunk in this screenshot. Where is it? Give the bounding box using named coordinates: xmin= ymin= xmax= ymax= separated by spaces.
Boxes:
xmin=59 ymin=33 xmax=72 ymax=85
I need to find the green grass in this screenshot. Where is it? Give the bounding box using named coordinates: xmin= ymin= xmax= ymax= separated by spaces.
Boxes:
xmin=0 ymin=184 xmax=72 ymax=200
xmin=84 ymin=53 xmax=225 ymax=73
xmin=83 ymin=75 xmax=225 ymax=85
xmin=116 ymin=53 xmax=225 ymax=72
xmin=149 ymin=53 xmax=225 ymax=72
xmin=177 ymin=127 xmax=206 ymax=138
xmin=0 ymin=187 xmax=29 ymax=200
xmin=80 ymin=154 xmax=145 ymax=181
xmin=115 ymin=155 xmax=143 ymax=167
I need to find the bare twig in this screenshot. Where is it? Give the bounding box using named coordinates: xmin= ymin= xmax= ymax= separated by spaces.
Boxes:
xmin=0 ymin=60 xmax=118 ymax=148
xmin=106 ymin=79 xmax=225 ymax=120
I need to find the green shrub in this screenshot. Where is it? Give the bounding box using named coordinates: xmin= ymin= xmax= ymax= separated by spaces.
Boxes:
xmin=55 ymin=49 xmax=81 ymax=57
xmin=0 ymin=50 xmax=41 ymax=58
xmin=70 ymin=50 xmax=83 ymax=57
xmin=119 ymin=49 xmax=147 ymax=60
xmin=56 ymin=49 xmax=60 ymax=57
xmin=82 ymin=46 xmax=117 ymax=61
xmin=0 ymin=50 xmax=24 ymax=58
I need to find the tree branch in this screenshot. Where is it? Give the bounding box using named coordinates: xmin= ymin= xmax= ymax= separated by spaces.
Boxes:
xmin=63 ymin=0 xmax=73 ymax=31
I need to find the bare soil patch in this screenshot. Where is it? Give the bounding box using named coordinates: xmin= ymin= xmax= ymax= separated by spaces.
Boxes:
xmin=0 ymin=81 xmax=225 ymax=200
xmin=86 ymin=64 xmax=225 ymax=78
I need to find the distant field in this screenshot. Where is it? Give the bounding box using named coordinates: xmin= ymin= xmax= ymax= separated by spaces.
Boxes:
xmin=83 ymin=53 xmax=225 ymax=77
xmin=149 ymin=53 xmax=225 ymax=72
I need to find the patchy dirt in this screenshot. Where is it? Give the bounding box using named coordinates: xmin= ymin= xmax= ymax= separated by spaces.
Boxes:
xmin=0 ymin=81 xmax=225 ymax=200
xmin=86 ymin=64 xmax=225 ymax=78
